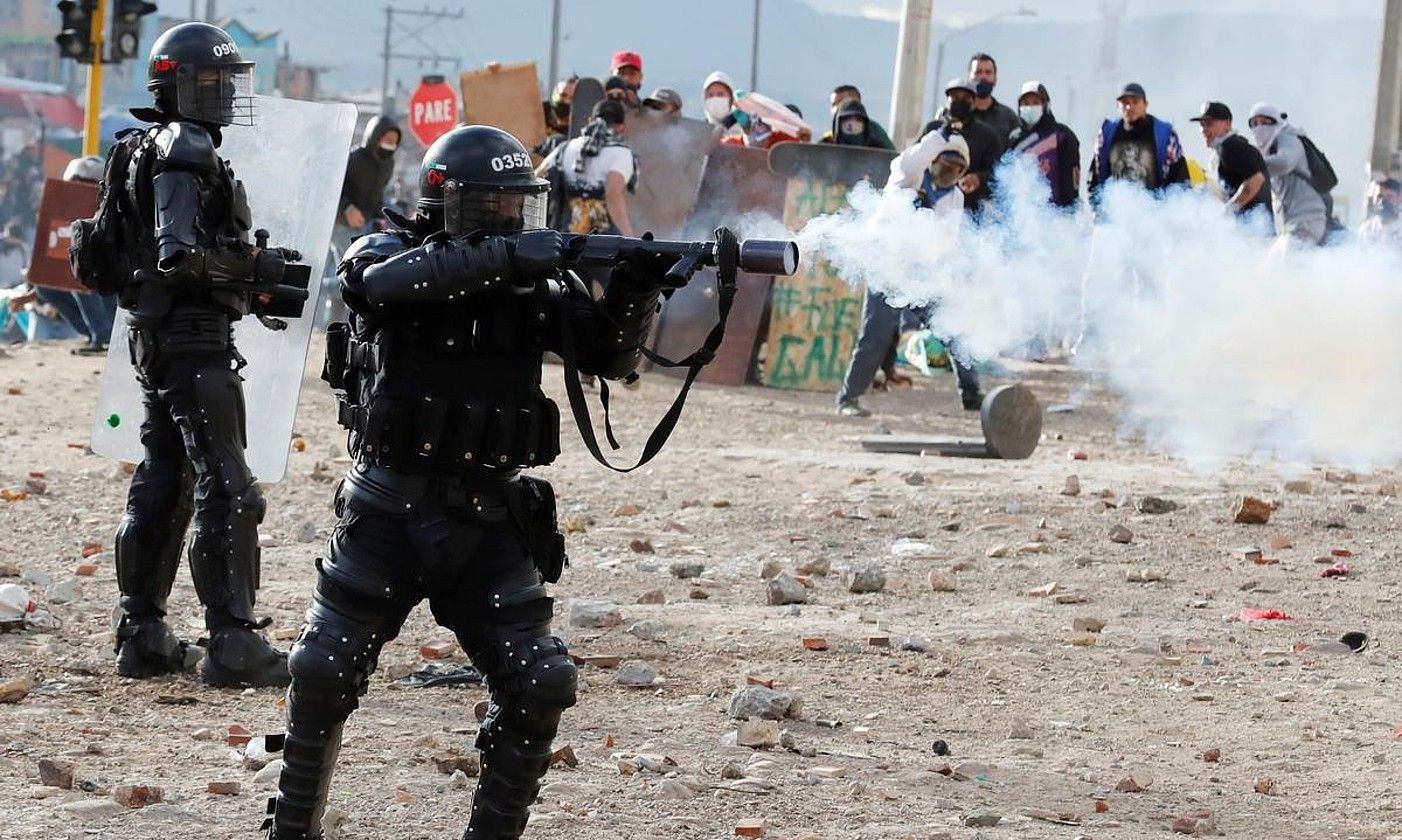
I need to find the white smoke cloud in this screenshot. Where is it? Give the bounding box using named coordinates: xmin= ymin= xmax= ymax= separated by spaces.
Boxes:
xmin=795 ymin=155 xmax=1402 ymax=473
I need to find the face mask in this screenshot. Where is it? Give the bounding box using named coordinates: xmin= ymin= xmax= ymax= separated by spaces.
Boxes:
xmin=704 ymin=96 xmax=732 ymax=122
xmin=948 ymin=100 xmax=972 ymax=122
xmin=839 ymin=118 xmax=865 ymax=136
xmin=378 ymin=142 xmax=397 ymax=154
xmin=1250 ymin=123 xmax=1278 ymax=149
xmin=1018 ymin=105 xmax=1043 ymax=125
xmin=974 ymin=79 xmax=995 ymax=98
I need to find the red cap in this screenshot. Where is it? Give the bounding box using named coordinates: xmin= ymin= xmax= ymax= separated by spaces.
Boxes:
xmin=611 ymin=50 xmax=642 ymax=72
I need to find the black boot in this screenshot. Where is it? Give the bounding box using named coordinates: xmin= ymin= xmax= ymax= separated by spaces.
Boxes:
xmin=201 ymin=626 xmax=291 ymax=687
xmin=115 ymin=615 xmax=191 ymax=678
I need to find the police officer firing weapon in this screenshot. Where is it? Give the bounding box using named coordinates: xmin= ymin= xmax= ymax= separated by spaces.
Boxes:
xmin=69 ymin=23 xmax=311 ymax=688
xmin=263 ymin=124 xmax=796 ymax=839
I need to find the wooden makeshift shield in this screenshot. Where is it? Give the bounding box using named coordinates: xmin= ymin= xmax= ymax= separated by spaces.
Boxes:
xmin=626 ymin=110 xmax=714 ymax=238
xmin=651 ymin=145 xmax=788 ymax=386
xmin=458 ymin=62 xmax=547 ymax=153
xmin=29 ymin=178 xmax=97 ymax=293
xmin=762 ymin=143 xmax=896 ymax=392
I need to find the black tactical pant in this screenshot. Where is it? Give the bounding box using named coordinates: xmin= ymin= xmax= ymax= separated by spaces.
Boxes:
xmin=115 ymin=319 xmax=265 ymax=636
xmin=269 ymin=473 xmax=576 ymax=840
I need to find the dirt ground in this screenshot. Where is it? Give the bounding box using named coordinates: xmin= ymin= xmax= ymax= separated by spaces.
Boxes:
xmin=1 ymin=339 xmax=1400 ymax=840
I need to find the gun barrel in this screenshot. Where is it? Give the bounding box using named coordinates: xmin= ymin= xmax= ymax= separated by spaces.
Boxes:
xmin=738 ymin=239 xmax=799 ymax=277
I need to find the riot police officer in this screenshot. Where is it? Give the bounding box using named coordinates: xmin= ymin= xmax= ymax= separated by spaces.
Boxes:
xmin=95 ymin=23 xmax=291 ymax=686
xmin=264 ymin=125 xmax=676 ymax=839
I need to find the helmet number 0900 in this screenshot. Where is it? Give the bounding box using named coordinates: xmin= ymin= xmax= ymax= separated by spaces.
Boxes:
xmin=212 ymin=42 xmax=238 ymax=58
xmin=490 ymin=152 xmax=531 ymax=173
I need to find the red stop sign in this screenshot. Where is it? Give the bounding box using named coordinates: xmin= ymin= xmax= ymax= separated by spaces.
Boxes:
xmin=407 ymin=77 xmax=459 ymax=146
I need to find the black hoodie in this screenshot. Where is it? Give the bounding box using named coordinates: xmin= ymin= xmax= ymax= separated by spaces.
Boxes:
xmin=339 ymin=115 xmax=400 ymax=225
xmin=824 ymin=100 xmax=892 ymax=150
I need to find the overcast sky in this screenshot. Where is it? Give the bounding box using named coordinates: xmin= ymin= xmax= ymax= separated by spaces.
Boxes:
xmin=810 ymin=0 xmax=1381 ymax=24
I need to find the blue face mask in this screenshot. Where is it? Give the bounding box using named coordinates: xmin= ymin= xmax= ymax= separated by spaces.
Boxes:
xmin=1018 ymin=105 xmax=1043 ymax=125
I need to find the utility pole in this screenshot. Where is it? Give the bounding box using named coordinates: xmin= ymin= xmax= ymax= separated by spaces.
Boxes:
xmin=749 ymin=0 xmax=761 ymax=91
xmin=1372 ymin=0 xmax=1402 ymax=177
xmin=83 ymin=0 xmax=107 ymax=157
xmin=547 ymin=0 xmax=561 ymax=95
xmin=379 ymin=5 xmax=465 ymax=117
xmin=888 ymin=0 xmax=932 ymax=148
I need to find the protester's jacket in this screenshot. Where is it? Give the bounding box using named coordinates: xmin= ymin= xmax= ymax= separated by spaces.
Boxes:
xmin=821 ymin=101 xmax=896 ymax=150
xmin=920 ymin=117 xmax=1004 ymax=212
xmin=1011 ymin=110 xmax=1081 ymax=208
xmin=1259 ymin=125 xmax=1326 ymax=231
xmin=338 ymin=116 xmax=399 ymax=224
xmin=970 ymin=98 xmax=1020 ymax=147
xmin=1088 ymin=115 xmax=1187 ymax=200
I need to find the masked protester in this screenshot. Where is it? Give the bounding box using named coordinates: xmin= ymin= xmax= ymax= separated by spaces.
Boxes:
xmin=1248 ymin=103 xmax=1329 ymax=248
xmin=821 ymin=99 xmax=895 ymax=151
xmin=1359 ymin=177 xmax=1402 ymax=245
xmin=536 ymin=75 xmax=577 ymax=158
xmin=920 ymin=78 xmax=1006 ymax=214
xmin=1088 ymin=82 xmax=1189 ymax=206
xmin=822 ymin=84 xmax=896 ymax=148
xmin=967 ymin=53 xmax=1020 ymax=144
xmin=1009 ymin=81 xmax=1080 ymax=209
xmin=69 ymin=23 xmax=292 ymax=687
xmin=339 ymin=115 xmax=400 ymax=238
xmin=263 ymin=123 xmax=680 ymax=840
xmin=833 ymin=132 xmax=981 ymax=417
xmin=537 ymin=98 xmax=637 ymax=238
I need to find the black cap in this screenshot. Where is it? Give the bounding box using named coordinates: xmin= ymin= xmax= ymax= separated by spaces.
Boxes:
xmin=1190 ymin=101 xmax=1232 ymax=123
xmin=591 ymin=98 xmax=626 ymax=125
xmin=1116 ymin=82 xmax=1147 ymax=101
xmin=605 ymin=75 xmax=629 ymax=91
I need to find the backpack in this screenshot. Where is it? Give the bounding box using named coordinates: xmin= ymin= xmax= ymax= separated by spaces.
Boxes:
xmin=1297 ymin=133 xmax=1338 ymax=196
xmin=68 ymin=130 xmax=147 ymax=295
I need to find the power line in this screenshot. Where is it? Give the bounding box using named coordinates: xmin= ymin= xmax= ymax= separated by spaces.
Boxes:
xmin=380 ymin=5 xmax=465 ymax=116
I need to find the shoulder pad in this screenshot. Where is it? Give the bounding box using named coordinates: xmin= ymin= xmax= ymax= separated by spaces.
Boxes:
xmin=153 ymin=122 xmax=219 ymax=172
xmin=342 ymin=231 xmax=413 ymax=264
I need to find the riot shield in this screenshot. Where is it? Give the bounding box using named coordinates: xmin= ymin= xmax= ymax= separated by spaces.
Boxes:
xmin=89 ymin=96 xmax=358 ymax=483
xmin=762 ymin=144 xmax=895 ymax=392
xmin=569 ymin=78 xmax=604 ymax=138
xmin=625 ymin=110 xmax=714 ymax=238
xmin=29 ymin=178 xmax=97 ymax=292
xmin=459 ymin=62 xmax=548 ymax=153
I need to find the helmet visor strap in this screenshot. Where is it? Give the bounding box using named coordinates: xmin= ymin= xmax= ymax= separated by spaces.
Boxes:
xmin=177 ymin=64 xmax=255 ymax=126
xmin=443 ymin=180 xmax=548 ymax=236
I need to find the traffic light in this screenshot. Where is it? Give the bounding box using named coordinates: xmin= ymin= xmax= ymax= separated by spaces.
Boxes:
xmin=55 ymin=0 xmax=95 ymax=64
xmin=110 ymin=0 xmax=157 ymax=61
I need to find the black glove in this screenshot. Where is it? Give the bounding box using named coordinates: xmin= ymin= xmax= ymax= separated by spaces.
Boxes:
xmin=511 ymin=230 xmax=564 ymax=279
xmin=274 ymin=247 xmax=302 ymax=263
xmin=617 ymin=233 xmax=684 ymax=289
xmin=253 ymin=248 xmax=287 ymax=284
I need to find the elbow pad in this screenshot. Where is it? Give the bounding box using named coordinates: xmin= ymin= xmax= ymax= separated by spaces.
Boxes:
xmin=593 ymin=279 xmax=662 ymax=380
xmin=360 ymin=237 xmax=513 ymax=306
xmin=152 ymin=169 xmax=203 ymax=271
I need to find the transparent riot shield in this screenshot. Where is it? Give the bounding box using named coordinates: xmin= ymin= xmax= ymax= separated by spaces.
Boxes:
xmin=89 ymin=96 xmax=358 ymax=483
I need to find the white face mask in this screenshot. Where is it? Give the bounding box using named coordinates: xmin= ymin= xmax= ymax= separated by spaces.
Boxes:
xmin=704 ymin=96 xmax=733 ymax=123
xmin=840 ymin=117 xmax=865 ymax=135
xmin=1018 ymin=105 xmax=1043 ymax=126
xmin=1251 ymin=123 xmax=1279 ymax=150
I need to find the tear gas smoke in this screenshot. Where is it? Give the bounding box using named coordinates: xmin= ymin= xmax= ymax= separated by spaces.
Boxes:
xmin=792 ymin=156 xmax=1402 ymax=472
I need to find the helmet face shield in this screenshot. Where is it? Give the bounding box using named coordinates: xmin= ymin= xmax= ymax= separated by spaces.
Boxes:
xmin=442 ymin=180 xmax=548 ymax=236
xmin=176 ymin=63 xmax=255 ymax=126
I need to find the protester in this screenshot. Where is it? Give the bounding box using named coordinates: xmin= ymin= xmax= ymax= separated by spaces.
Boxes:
xmin=1359 ymin=177 xmax=1402 ymax=245
xmin=48 ymin=156 xmax=118 ymax=353
xmin=967 ymin=53 xmax=1020 ymax=144
xmin=1009 ymin=81 xmax=1080 ymax=208
xmin=611 ymin=49 xmax=644 ymax=92
xmin=823 ymin=85 xmax=895 ymax=148
xmin=1088 ymin=82 xmax=1189 ymax=204
xmin=642 ymin=87 xmax=682 ymax=115
xmin=1189 ymin=101 xmax=1271 ymax=226
xmin=821 ymin=99 xmax=895 ymax=150
xmin=921 ymin=78 xmax=1005 ymax=213
xmin=1248 ymin=103 xmax=1327 ymax=247
xmin=337 ymin=115 xmax=400 ymax=244
xmin=541 ymin=98 xmax=637 ymax=237
xmin=834 ymin=133 xmax=980 ymax=417
xmin=537 ymin=75 xmax=578 ymax=157
xmin=605 ymin=75 xmax=640 ymax=108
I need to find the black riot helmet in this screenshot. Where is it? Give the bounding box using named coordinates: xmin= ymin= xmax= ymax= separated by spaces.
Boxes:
xmin=418 ymin=125 xmax=549 ymax=235
xmin=146 ymin=22 xmax=255 ymax=126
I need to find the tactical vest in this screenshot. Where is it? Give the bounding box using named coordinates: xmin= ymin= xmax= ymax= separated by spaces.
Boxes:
xmin=324 ymin=284 xmax=562 ymax=474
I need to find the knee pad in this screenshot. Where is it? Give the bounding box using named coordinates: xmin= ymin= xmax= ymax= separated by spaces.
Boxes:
xmin=490 ymin=635 xmax=578 ymax=718
xmin=286 ymin=623 xmax=376 ymax=720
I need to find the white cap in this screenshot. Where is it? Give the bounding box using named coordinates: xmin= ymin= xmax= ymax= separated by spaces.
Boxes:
xmin=703 ymin=70 xmax=736 ymax=96
xmin=1249 ymin=102 xmax=1285 ymax=123
xmin=941 ymin=134 xmax=970 ymax=164
xmin=63 ymin=155 xmax=104 ymax=183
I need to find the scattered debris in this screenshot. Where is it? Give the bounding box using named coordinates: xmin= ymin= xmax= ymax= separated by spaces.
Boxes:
xmin=1233 ymin=496 xmax=1273 ymax=525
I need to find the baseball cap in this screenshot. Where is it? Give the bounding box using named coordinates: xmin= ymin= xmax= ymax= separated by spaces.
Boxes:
xmin=592 ymin=98 xmax=626 ymax=124
xmin=1190 ymin=101 xmax=1232 ymax=123
xmin=642 ymin=87 xmax=682 ymax=110
xmin=611 ymin=50 xmax=643 ymax=72
xmin=1018 ymin=80 xmax=1051 ymax=104
xmin=944 ymin=77 xmax=977 ymax=96
xmin=1117 ymin=82 xmax=1147 ymax=101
